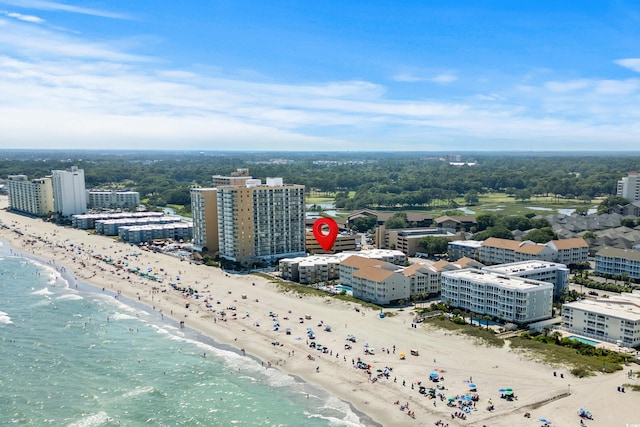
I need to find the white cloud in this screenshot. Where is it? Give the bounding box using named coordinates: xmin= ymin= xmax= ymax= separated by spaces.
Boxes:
xmin=4 ymin=11 xmax=44 ymax=22
xmin=0 ymin=0 xmax=129 ymax=19
xmin=392 ymin=71 xmax=457 ymax=84
xmin=544 ymin=79 xmax=590 ymax=92
xmin=615 ymin=58 xmax=640 ymax=73
xmin=430 ymin=73 xmax=457 ymax=84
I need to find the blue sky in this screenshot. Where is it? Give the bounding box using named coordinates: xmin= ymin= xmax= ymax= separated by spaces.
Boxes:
xmin=2 ymin=1 xmax=640 ymax=151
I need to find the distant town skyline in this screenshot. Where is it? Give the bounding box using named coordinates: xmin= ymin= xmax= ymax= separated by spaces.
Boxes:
xmin=2 ymin=1 xmax=640 ymax=151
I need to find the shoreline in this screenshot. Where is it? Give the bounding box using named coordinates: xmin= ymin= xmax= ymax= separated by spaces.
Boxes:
xmin=1 ymin=202 xmax=638 ymax=427
xmin=2 ymin=243 xmax=380 ymax=426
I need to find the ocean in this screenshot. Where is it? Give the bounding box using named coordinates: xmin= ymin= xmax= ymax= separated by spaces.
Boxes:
xmin=0 ymin=247 xmax=374 ymax=426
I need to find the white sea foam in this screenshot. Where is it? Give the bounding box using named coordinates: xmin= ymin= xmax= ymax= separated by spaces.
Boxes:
xmin=66 ymin=411 xmax=110 ymax=427
xmin=0 ymin=311 xmax=12 ymax=325
xmin=122 ymin=385 xmax=154 ymax=399
xmin=31 ymin=287 xmax=54 ymax=296
xmin=57 ymin=294 xmax=84 ymax=301
xmin=110 ymin=312 xmax=137 ymax=321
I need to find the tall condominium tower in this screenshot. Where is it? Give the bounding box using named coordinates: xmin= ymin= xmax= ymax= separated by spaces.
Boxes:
xmin=190 ymin=187 xmax=219 ymax=253
xmin=7 ymin=175 xmax=54 ymax=216
xmin=217 ymin=177 xmax=306 ymax=264
xmin=617 ymin=171 xmax=640 ymax=202
xmin=51 ymin=166 xmax=87 ymax=217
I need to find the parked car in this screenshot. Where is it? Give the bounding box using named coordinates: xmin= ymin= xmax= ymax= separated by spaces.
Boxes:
xmin=588 ymin=291 xmax=599 ymax=296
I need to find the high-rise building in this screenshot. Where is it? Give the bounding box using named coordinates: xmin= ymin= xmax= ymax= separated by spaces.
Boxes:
xmin=51 ymin=166 xmax=87 ymax=217
xmin=190 ymin=188 xmax=219 ymax=253
xmin=212 ymin=168 xmax=253 ymax=187
xmin=7 ymin=175 xmax=54 ymax=216
xmin=617 ymin=171 xmax=640 ymax=202
xmin=217 ymin=177 xmax=306 ymax=264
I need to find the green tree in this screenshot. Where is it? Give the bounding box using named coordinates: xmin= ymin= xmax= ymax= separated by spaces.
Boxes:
xmin=525 ymin=227 xmax=556 ymax=243
xmin=514 ymin=189 xmax=531 ymax=203
xmin=464 ymin=190 xmax=479 ymax=205
xmin=597 ymin=196 xmax=629 ymax=215
xmin=384 ymin=212 xmax=408 ymax=229
xmin=351 ymin=216 xmax=378 ymax=232
xmin=621 ymin=218 xmax=636 ymax=228
xmin=417 ymin=236 xmax=450 ymax=256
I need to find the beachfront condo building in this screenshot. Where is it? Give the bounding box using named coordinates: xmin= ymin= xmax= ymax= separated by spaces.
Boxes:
xmin=190 ymin=188 xmax=219 ymax=254
xmin=482 ymin=260 xmax=570 ymax=299
xmin=217 ymin=177 xmax=306 ymax=264
xmin=441 ymin=269 xmax=554 ymax=324
xmin=7 ymin=175 xmax=54 ymax=216
xmin=478 ymin=237 xmax=588 ymax=266
xmin=279 ymin=249 xmax=407 ymax=284
xmin=562 ymin=291 xmax=640 ymax=348
xmin=86 ymin=190 xmax=140 ymax=210
xmin=118 ymin=222 xmax=193 ymax=244
xmin=339 ymin=255 xmax=410 ymax=305
xmin=51 ymin=166 xmax=87 ymax=218
xmin=305 ymin=231 xmax=357 ymax=254
xmin=595 ymin=247 xmax=640 ymax=280
xmin=617 ymin=171 xmax=640 ymax=202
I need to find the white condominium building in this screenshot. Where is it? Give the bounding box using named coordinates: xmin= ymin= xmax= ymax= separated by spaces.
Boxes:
xmin=87 ymin=190 xmax=140 ymax=209
xmin=595 ymin=247 xmax=640 ymax=280
xmin=51 ymin=166 xmax=86 ymax=217
xmin=441 ymin=269 xmax=553 ymax=324
xmin=562 ymin=292 xmax=640 ymax=347
xmin=617 ymin=171 xmax=640 ymax=202
xmin=217 ymin=177 xmax=306 ymax=263
xmin=483 ymin=260 xmax=570 ymax=299
xmin=7 ymin=175 xmax=54 ymax=216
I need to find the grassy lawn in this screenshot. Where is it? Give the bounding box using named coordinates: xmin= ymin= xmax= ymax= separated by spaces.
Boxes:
xmin=509 ymin=335 xmax=632 ymax=377
xmin=423 ymin=317 xmax=505 ymax=348
xmin=306 ymin=196 xmax=335 ymax=205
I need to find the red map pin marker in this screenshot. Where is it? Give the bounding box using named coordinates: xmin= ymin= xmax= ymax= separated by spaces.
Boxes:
xmin=312 ymin=218 xmax=339 ymax=251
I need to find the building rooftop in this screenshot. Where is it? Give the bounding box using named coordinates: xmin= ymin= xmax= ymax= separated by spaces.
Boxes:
xmin=564 ymin=296 xmax=640 ymax=322
xmin=443 ymin=269 xmax=553 ymax=290
xmin=596 ymin=247 xmax=640 ymax=262
xmin=352 ymin=266 xmax=398 ymax=282
xmin=484 ymin=260 xmax=568 ymax=274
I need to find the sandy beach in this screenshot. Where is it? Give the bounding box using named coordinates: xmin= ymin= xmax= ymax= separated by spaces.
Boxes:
xmin=0 ymin=197 xmax=637 ymax=427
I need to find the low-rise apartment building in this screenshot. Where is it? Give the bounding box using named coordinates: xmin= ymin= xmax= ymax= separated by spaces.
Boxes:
xmin=479 ymin=237 xmax=588 ymax=265
xmin=280 ymin=249 xmax=406 ymax=284
xmin=595 ymin=247 xmax=640 ymax=280
xmin=118 ymin=222 xmax=193 ymax=244
xmin=87 ymin=190 xmax=140 ymax=209
xmin=562 ymin=292 xmax=640 ymax=347
xmin=441 ymin=269 xmax=554 ymax=324
xmin=482 ymin=260 xmax=570 ymax=299
xmin=339 ymin=255 xmax=410 ymax=305
xmin=448 ymin=240 xmax=483 ymax=261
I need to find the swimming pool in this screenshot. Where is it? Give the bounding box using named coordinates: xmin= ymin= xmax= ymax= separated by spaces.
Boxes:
xmin=568 ymin=335 xmax=599 ymax=346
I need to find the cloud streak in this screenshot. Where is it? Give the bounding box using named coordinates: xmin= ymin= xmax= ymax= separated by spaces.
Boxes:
xmin=0 ymin=0 xmax=129 ymax=19
xmin=1 ymin=7 xmax=640 ymax=151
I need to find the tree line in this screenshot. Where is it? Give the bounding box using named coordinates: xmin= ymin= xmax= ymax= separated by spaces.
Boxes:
xmin=1 ymin=150 xmax=638 ymax=212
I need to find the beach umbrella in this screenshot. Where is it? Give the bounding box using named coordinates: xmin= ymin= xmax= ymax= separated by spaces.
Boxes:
xmin=468 ymin=383 xmax=477 ymax=389
xmin=447 ymin=397 xmax=455 ymax=402
xmin=539 ymin=418 xmax=551 ymax=424
xmin=462 ymin=395 xmax=472 ymax=401
xmin=504 ymin=390 xmax=514 ymax=396
xmin=498 ymin=388 xmax=506 ymax=393
xmin=505 ymin=388 xmax=513 ymax=392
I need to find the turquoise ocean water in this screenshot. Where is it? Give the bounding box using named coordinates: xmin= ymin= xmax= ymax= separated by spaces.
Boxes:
xmin=0 ymin=246 xmax=375 ymax=426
